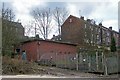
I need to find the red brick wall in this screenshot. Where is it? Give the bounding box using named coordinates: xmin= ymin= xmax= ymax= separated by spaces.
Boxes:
xmin=61 ymin=15 xmax=85 ymax=44
xmin=21 ymin=40 xmax=77 ymax=66
xmin=61 ymin=15 xmax=119 ymax=49
xmin=21 ymin=41 xmax=38 ymax=61
xmin=38 ymin=41 xmax=76 ymax=60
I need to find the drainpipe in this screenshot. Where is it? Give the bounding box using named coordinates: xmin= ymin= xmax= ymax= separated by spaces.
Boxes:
xmin=37 ymin=42 xmax=39 ymax=61
xmin=56 ymin=52 xmax=57 ymax=67
xmin=104 ymin=55 xmax=108 ymax=75
xmin=37 ymin=41 xmax=40 ymax=61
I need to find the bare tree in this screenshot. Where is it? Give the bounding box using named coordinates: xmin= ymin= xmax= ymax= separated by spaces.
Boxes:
xmin=1 ymin=3 xmax=20 ymax=56
xmin=31 ymin=8 xmax=52 ymax=39
xmin=2 ymin=3 xmax=15 ymax=21
xmin=53 ymin=7 xmax=69 ymax=36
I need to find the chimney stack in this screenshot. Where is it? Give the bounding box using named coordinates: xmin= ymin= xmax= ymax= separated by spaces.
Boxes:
xmin=109 ymin=26 xmax=112 ymax=30
xmin=81 ymin=16 xmax=84 ymax=20
xmin=99 ymin=23 xmax=102 ymax=26
xmin=87 ymin=19 xmax=91 ymax=23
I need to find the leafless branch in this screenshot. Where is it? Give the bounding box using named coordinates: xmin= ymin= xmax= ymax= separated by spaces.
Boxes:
xmin=31 ymin=8 xmax=53 ymax=39
xmin=53 ymin=7 xmax=69 ymax=35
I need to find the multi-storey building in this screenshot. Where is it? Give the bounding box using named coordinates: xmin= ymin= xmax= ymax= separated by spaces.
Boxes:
xmin=2 ymin=20 xmax=25 ymax=40
xmin=61 ymin=15 xmax=119 ymax=49
xmin=2 ymin=19 xmax=25 ymax=54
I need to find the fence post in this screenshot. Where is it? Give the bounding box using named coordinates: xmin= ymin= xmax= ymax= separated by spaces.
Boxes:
xmin=105 ymin=58 xmax=108 ymax=75
xmin=88 ymin=56 xmax=91 ymax=72
xmin=96 ymin=51 xmax=99 ymax=71
xmin=76 ymin=53 xmax=79 ymax=71
xmin=104 ymin=54 xmax=108 ymax=75
xmin=102 ymin=51 xmax=104 ymax=72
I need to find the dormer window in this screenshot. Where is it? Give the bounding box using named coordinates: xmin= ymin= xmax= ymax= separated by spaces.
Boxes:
xmin=69 ymin=18 xmax=72 ymax=23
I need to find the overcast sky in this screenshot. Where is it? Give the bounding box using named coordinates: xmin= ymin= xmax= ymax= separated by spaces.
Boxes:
xmin=0 ymin=0 xmax=119 ymax=38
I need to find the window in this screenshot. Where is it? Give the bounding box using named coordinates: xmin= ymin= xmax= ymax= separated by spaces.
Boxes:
xmin=96 ymin=28 xmax=98 ymax=32
xmin=69 ymin=18 xmax=72 ymax=23
xmin=91 ymin=41 xmax=93 ymax=43
xmin=107 ymin=38 xmax=110 ymax=42
xmin=92 ymin=34 xmax=93 ymax=37
xmin=84 ymin=39 xmax=86 ymax=43
xmin=85 ymin=32 xmax=87 ymax=37
xmin=91 ymin=27 xmax=93 ymax=31
xmin=97 ymin=35 xmax=99 ymax=39
xmin=90 ymin=26 xmax=91 ymax=29
xmin=85 ymin=24 xmax=87 ymax=28
xmin=86 ymin=39 xmax=89 ymax=43
xmin=98 ymin=28 xmax=101 ymax=32
xmin=107 ymin=31 xmax=110 ymax=36
xmin=91 ymin=34 xmax=94 ymax=42
xmin=102 ymin=30 xmax=105 ymax=35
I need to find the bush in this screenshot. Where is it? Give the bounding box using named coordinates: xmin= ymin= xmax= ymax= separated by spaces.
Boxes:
xmin=2 ymin=56 xmax=34 ymax=75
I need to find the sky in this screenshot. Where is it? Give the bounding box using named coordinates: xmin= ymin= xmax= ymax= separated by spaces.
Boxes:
xmin=0 ymin=0 xmax=120 ymax=38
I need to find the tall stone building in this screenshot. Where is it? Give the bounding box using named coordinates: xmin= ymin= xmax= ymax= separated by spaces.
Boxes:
xmin=61 ymin=15 xmax=119 ymax=49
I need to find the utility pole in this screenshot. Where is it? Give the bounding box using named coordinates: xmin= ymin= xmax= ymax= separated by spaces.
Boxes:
xmin=56 ymin=52 xmax=57 ymax=67
xmin=2 ymin=2 xmax=5 ymax=19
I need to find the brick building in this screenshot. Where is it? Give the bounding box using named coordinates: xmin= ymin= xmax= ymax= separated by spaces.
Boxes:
xmin=10 ymin=21 xmax=25 ymax=40
xmin=2 ymin=20 xmax=25 ymax=40
xmin=61 ymin=15 xmax=119 ymax=49
xmin=21 ymin=39 xmax=77 ymax=69
xmin=2 ymin=20 xmax=25 ymax=54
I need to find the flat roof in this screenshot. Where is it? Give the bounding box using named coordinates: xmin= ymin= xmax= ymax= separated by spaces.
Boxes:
xmin=21 ymin=39 xmax=78 ymax=46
